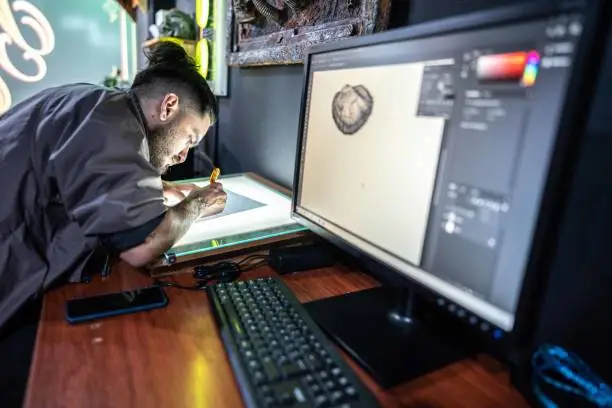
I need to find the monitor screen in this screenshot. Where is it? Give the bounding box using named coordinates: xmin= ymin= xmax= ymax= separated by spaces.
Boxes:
xmin=294 ymin=13 xmax=584 ymax=332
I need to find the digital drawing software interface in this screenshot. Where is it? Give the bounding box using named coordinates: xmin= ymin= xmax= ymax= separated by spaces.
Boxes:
xmin=300 ymin=62 xmax=447 ymax=267
xmin=297 ymin=55 xmax=524 ymax=331
xmin=294 ymin=14 xmax=581 ymax=331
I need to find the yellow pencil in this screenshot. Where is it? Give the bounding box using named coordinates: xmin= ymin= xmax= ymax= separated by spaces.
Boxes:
xmin=209 ymin=167 xmax=221 ymax=184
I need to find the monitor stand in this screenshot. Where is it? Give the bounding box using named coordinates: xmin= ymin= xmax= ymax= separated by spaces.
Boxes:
xmin=303 ymin=285 xmax=473 ymax=388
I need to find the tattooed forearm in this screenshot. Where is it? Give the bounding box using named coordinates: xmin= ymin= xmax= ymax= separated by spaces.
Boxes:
xmin=120 ymin=198 xmax=201 ymax=267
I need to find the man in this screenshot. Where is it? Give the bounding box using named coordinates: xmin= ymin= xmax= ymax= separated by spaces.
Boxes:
xmin=0 ymin=42 xmax=227 ymax=331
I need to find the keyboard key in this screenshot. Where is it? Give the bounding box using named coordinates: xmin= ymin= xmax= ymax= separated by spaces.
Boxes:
xmin=309 ymin=383 xmax=322 ymax=396
xmin=313 ymin=394 xmax=328 ymax=408
xmin=306 ymin=353 xmax=322 ymax=370
xmin=261 ymin=356 xmax=281 ymax=382
xmin=281 ymin=359 xmax=308 ymax=378
xmin=279 ymin=391 xmax=294 ymax=405
xmin=262 ymin=396 xmax=276 ymax=407
xmin=330 ymin=390 xmax=345 ymax=405
xmin=269 ymin=380 xmax=310 ymax=407
xmin=248 ymin=360 xmax=261 ymax=371
xmin=345 ymin=386 xmax=358 ymax=399
xmin=253 ymin=371 xmax=266 ymax=384
xmin=324 ymin=380 xmax=336 ymax=391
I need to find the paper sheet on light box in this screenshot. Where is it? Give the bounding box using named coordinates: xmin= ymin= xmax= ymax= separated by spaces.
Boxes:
xmin=200 ymin=190 xmax=266 ymax=221
xmin=172 ymin=175 xmax=296 ymax=248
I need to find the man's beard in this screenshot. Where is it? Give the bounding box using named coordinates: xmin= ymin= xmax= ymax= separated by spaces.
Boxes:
xmin=147 ymin=120 xmax=179 ymax=174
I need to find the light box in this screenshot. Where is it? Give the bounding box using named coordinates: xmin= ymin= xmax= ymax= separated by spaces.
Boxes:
xmin=152 ymin=173 xmax=308 ymax=268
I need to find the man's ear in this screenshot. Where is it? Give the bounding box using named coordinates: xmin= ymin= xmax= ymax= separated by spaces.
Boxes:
xmin=159 ymin=93 xmax=180 ymax=122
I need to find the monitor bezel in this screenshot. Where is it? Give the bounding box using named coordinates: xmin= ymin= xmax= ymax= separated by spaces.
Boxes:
xmin=290 ymin=1 xmax=611 ymax=352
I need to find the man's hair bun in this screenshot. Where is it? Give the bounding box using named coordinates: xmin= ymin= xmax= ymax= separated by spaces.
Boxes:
xmin=145 ymin=41 xmax=196 ymax=70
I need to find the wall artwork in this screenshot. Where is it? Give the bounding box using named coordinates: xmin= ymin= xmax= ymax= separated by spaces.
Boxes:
xmin=1 ymin=0 xmax=137 ymax=115
xmin=227 ymin=0 xmax=392 ymax=67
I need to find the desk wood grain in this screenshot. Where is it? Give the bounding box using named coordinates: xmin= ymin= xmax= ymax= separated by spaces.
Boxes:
xmin=25 ymin=263 xmax=529 ymax=408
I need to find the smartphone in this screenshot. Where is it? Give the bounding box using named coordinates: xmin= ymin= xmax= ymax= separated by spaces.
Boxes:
xmin=65 ymin=286 xmax=168 ymax=324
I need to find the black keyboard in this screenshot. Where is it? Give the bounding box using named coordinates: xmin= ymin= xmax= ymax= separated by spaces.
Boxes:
xmin=207 ymin=276 xmax=379 ymax=408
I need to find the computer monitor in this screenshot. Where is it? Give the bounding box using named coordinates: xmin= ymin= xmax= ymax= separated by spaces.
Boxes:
xmin=291 ymin=3 xmax=608 ymax=387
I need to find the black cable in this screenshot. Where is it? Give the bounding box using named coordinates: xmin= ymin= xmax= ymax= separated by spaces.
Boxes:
xmin=153 ymin=253 xmax=270 ymax=292
xmin=154 ymin=279 xmax=208 ymax=291
xmin=193 ymin=254 xmax=269 ymax=277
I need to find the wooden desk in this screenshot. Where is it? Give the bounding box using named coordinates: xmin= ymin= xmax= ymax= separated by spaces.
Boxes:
xmin=25 ymin=263 xmax=529 ymax=408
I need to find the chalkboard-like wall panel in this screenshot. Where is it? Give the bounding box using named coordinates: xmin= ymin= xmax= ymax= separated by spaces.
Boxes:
xmin=217 ymin=66 xmax=303 ymax=189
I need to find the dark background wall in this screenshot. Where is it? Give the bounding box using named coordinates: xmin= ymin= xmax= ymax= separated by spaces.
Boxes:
xmin=217 ymin=66 xmax=304 ymax=188
xmin=212 ymin=0 xmax=552 ymax=189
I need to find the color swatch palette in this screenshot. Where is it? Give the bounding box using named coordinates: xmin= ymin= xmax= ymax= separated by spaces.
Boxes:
xmin=476 ymin=50 xmax=541 ymax=87
xmin=521 ymin=51 xmax=541 ymax=87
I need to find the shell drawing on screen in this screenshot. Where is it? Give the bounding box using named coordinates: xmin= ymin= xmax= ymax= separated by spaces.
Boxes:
xmin=331 ymin=85 xmax=374 ymax=135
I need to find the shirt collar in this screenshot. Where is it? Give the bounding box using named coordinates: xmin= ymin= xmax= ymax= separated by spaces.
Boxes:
xmin=127 ymin=90 xmax=151 ymax=139
xmin=127 ymin=90 xmax=152 ymax=161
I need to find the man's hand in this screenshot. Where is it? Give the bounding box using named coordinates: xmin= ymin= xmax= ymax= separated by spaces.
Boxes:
xmin=186 ymin=182 xmax=228 ymax=218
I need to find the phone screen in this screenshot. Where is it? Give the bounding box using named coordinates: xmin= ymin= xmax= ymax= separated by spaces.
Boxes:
xmin=65 ymin=286 xmax=168 ymax=323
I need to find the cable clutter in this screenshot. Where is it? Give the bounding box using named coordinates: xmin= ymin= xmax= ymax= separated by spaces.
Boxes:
xmin=153 ymin=254 xmax=269 ymax=291
xmin=532 ymin=344 xmax=612 ymax=407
